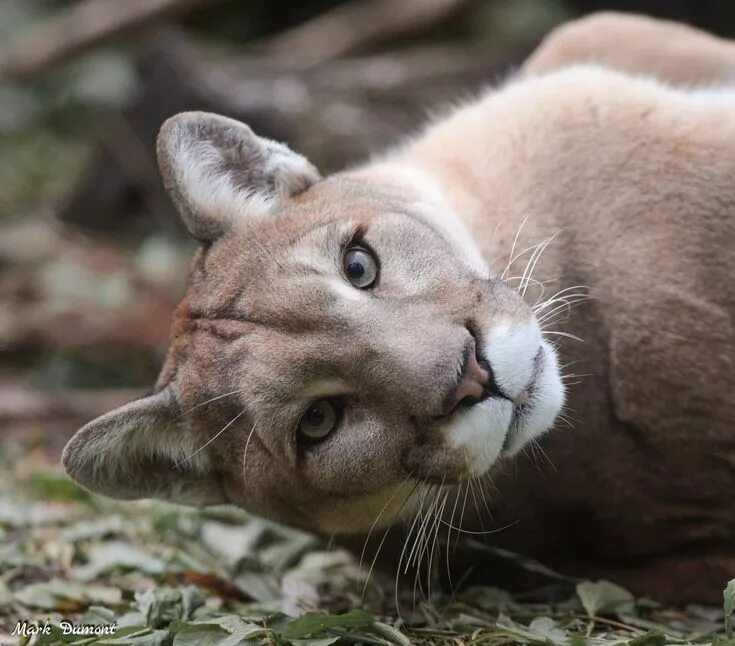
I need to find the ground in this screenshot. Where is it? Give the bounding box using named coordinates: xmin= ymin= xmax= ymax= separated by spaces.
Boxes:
xmin=1 ymin=443 xmax=732 ymax=645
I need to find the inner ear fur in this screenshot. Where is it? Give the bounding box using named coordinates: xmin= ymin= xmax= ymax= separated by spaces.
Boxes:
xmin=62 ymin=386 xmax=226 ymax=507
xmin=156 ymin=111 xmax=320 ymax=241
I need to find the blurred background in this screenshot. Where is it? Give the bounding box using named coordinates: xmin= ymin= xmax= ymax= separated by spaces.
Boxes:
xmin=2 ymin=0 xmax=735 ymax=466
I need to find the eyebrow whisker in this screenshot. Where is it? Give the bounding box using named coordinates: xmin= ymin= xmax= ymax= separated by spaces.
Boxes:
xmin=174 ymin=407 xmax=247 ymax=468
xmin=184 ymin=388 xmax=248 ymax=413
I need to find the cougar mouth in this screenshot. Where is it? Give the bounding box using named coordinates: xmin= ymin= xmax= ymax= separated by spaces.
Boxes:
xmin=500 ymin=340 xmax=561 ymax=457
xmin=437 ymin=321 xmax=563 ymax=479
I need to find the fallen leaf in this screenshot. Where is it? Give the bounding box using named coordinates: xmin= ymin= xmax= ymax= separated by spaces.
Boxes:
xmin=725 ymin=579 xmax=735 ymax=639
xmin=576 ymin=580 xmax=636 ymax=618
xmin=282 ymin=609 xmax=374 ymax=639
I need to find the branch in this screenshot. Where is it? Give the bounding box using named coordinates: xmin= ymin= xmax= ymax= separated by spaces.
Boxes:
xmin=0 ymin=0 xmax=217 ymax=80
xmin=259 ymin=0 xmax=471 ymax=66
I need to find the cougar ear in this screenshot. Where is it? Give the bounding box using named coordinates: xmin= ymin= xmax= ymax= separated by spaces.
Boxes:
xmin=62 ymin=387 xmax=226 ymax=506
xmin=156 ymin=111 xmax=320 ymax=241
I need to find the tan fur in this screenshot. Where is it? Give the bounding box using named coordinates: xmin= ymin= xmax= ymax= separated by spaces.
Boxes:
xmin=428 ymin=14 xmax=735 ymax=603
xmin=524 ymin=12 xmax=735 ymax=85
xmin=64 ymin=14 xmax=735 ymax=602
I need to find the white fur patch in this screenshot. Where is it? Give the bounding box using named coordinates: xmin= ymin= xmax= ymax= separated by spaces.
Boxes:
xmin=688 ymin=87 xmax=735 ymax=106
xmin=483 ymin=319 xmax=542 ymax=399
xmin=502 ymin=340 xmax=565 ymax=456
xmin=328 ymin=277 xmax=363 ymax=301
xmin=360 ymin=162 xmax=490 ymax=278
xmin=443 ymin=325 xmax=564 ymax=474
xmin=169 ymin=131 xmax=275 ymax=222
xmin=442 ymin=398 xmax=514 ymax=475
xmin=160 ymin=112 xmax=320 ymax=237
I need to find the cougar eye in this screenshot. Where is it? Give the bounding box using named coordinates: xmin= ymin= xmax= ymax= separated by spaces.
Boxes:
xmin=299 ymin=400 xmax=339 ymax=441
xmin=343 ymin=246 xmax=378 ymax=289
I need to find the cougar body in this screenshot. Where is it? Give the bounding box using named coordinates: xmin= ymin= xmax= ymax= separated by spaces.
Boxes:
xmin=64 ymin=14 xmax=735 ymax=602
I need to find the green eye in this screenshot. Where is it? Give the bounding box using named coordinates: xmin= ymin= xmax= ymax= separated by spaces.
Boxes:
xmin=299 ymin=400 xmax=338 ymax=441
xmin=343 ymin=246 xmax=378 ymax=289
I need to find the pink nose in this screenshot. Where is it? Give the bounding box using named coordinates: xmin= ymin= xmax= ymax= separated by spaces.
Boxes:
xmin=442 ymin=339 xmax=493 ymax=415
xmin=453 ymin=350 xmax=491 ymax=405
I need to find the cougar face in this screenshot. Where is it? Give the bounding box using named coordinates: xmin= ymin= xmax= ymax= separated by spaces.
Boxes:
xmin=63 ymin=112 xmax=564 ymax=533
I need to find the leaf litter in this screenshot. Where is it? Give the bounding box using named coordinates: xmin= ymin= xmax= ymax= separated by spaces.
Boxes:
xmin=0 ymin=451 xmax=732 ymax=646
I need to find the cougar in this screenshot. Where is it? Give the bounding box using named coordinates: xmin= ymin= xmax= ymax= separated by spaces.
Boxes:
xmin=64 ymin=13 xmax=735 ymax=602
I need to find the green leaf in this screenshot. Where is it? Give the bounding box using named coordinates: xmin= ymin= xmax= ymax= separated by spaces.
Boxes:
xmin=725 ymin=578 xmax=735 ymax=639
xmin=496 ymin=614 xmax=568 ymax=645
xmin=628 ymin=629 xmax=667 ymax=646
xmin=233 ymin=571 xmax=281 ymax=602
xmin=27 ymin=470 xmax=93 ymax=503
xmin=135 ymin=586 xmax=205 ymax=629
xmin=95 ymin=628 xmax=169 ymax=645
xmin=60 ymin=516 xmax=124 ymax=542
xmin=79 ymin=605 xmax=118 ymax=625
xmin=576 ymin=580 xmax=636 ymax=617
xmin=459 ymin=586 xmax=514 ymax=611
xmin=282 ymin=610 xmax=374 ymax=639
xmin=369 ymin=621 xmax=412 ymax=646
xmin=527 ymin=617 xmax=568 ymax=645
xmin=12 ymin=579 xmax=122 ymax=611
xmin=172 ymin=624 xmax=231 ymax=645
xmin=74 ymin=541 xmax=166 ymax=580
xmin=168 ymin=616 xmax=269 ymax=646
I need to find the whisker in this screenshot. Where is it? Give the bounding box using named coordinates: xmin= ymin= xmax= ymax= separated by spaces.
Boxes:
xmin=537 ymin=297 xmax=591 ymax=326
xmin=556 ymin=412 xmax=578 ymax=429
xmin=502 ymin=239 xmax=544 ymax=282
xmin=359 ymin=473 xmax=414 ymax=572
xmin=413 ymin=484 xmax=444 ymax=604
xmin=184 ymin=388 xmax=248 ymax=413
xmin=534 ymin=291 xmax=591 ymax=317
xmin=467 ymin=477 xmax=484 ymax=532
xmin=475 ymin=476 xmax=495 ymax=522
xmin=533 ymin=439 xmax=557 ymax=471
xmin=362 ymin=479 xmax=418 ymax=600
xmin=426 ymin=488 xmax=448 ymax=602
xmin=535 ymin=292 xmax=592 ymax=315
xmin=542 ymin=330 xmax=585 ymax=343
xmin=411 ymin=485 xmax=442 ymax=571
xmin=520 ymin=233 xmax=558 ymax=297
xmin=395 ymin=478 xmax=429 ymax=617
xmin=455 ymin=479 xmax=471 ymax=552
xmin=241 ymin=416 xmax=260 ymax=468
xmin=439 ymin=518 xmax=519 ymax=535
xmin=444 ymin=485 xmax=462 ymax=593
xmin=405 ymin=485 xmax=433 ymax=573
xmin=409 ymin=484 xmax=441 ymax=604
xmin=500 ymin=215 xmax=529 ymax=279
xmin=534 ymin=284 xmax=591 ymax=308
xmin=174 ymin=407 xmax=247 ymax=467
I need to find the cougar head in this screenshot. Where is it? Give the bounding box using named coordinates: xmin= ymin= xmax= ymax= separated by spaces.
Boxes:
xmin=63 ymin=112 xmax=564 ymax=533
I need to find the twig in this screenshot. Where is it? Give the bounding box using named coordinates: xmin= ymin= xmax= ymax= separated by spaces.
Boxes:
xmin=259 ymin=0 xmax=471 ymax=66
xmin=0 ymin=0 xmax=217 ymax=80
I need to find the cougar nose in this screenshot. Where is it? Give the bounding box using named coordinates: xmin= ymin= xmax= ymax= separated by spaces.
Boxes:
xmin=442 ymin=339 xmax=502 ymax=415
xmin=455 ymin=349 xmax=489 ymax=402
